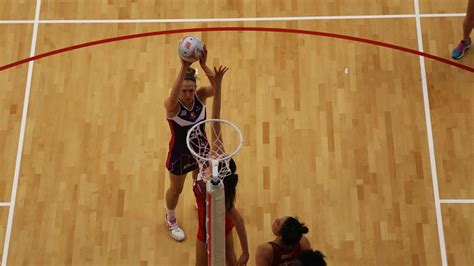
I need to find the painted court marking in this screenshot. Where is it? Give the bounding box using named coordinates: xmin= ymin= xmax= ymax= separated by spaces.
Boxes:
xmin=440 ymin=199 xmax=474 ymax=204
xmin=413 ymin=0 xmax=446 ymax=265
xmin=0 ymin=27 xmax=473 ymax=73
xmin=2 ymin=1 xmax=41 ymax=266
xmin=0 ymin=12 xmax=466 ymax=24
xmin=1 ymin=11 xmax=473 ymax=266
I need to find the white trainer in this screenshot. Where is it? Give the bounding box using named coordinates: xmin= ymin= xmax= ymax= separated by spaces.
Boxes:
xmin=165 ymin=216 xmax=185 ymax=241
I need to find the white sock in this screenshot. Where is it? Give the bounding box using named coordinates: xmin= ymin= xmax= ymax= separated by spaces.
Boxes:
xmin=167 ymin=209 xmax=176 ymax=222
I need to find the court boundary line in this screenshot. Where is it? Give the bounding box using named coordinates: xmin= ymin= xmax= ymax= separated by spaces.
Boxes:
xmin=0 ymin=27 xmax=473 ymax=73
xmin=0 ymin=12 xmax=466 ymax=24
xmin=0 ymin=203 xmax=11 ymax=207
xmin=0 ymin=6 xmax=470 ymax=266
xmin=440 ymin=199 xmax=474 ymax=204
xmin=413 ymin=1 xmax=448 ymax=266
xmin=1 ymin=1 xmax=41 ymax=266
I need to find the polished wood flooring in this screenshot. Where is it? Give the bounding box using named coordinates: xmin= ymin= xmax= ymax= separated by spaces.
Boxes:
xmin=0 ymin=1 xmax=473 ymax=265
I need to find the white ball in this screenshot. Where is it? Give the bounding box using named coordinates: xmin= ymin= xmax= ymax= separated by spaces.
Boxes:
xmin=178 ymin=36 xmax=204 ymax=63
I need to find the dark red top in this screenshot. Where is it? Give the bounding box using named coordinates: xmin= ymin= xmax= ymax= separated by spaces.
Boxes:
xmin=269 ymin=241 xmax=302 ymax=266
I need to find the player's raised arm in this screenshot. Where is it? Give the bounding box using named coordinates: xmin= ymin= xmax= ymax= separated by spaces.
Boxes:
xmin=210 ymin=66 xmax=229 ymax=154
xmin=164 ymin=59 xmax=192 ymax=113
xmin=197 ymin=45 xmax=216 ymax=99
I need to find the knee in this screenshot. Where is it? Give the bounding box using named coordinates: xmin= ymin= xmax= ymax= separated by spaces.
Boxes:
xmin=169 ymin=184 xmax=184 ymax=196
xmin=167 ymin=173 xmax=186 ymax=196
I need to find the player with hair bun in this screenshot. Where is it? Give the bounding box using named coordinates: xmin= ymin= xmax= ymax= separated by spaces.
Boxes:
xmin=163 ymin=43 xmax=215 ymax=242
xmin=256 ymin=216 xmax=312 ymax=266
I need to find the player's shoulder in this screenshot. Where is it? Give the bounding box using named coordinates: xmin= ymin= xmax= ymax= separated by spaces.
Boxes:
xmin=300 ymin=235 xmax=312 ymax=250
xmin=256 ymin=242 xmax=274 ymax=265
xmin=164 ymin=97 xmax=181 ymax=117
xmin=256 ymin=242 xmax=273 ymax=254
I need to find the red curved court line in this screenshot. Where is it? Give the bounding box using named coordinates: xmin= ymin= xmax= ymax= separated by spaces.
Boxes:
xmin=0 ymin=26 xmax=473 ymax=72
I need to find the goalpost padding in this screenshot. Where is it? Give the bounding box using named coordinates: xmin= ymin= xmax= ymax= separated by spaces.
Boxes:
xmin=206 ymin=179 xmax=226 ymax=266
xmin=186 ymin=119 xmax=243 ymax=265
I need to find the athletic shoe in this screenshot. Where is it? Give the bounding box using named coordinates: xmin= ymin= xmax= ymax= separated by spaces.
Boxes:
xmin=451 ymin=39 xmax=472 ymax=60
xmin=165 ymin=215 xmax=185 ymax=241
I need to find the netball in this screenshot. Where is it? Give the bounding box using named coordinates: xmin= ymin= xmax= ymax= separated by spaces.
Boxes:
xmin=178 ymin=36 xmax=204 ymax=63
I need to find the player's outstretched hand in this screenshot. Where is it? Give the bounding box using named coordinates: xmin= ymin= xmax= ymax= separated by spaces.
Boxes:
xmin=213 ymin=65 xmax=229 ymax=86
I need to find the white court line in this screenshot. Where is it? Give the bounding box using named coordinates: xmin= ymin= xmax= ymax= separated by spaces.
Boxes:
xmin=0 ymin=20 xmax=32 ymax=24
xmin=0 ymin=5 xmax=467 ymax=266
xmin=0 ymin=13 xmax=466 ymax=24
xmin=440 ymin=199 xmax=474 ymax=204
xmin=0 ymin=203 xmax=11 ymax=207
xmin=1 ymin=1 xmax=41 ymax=266
xmin=420 ymin=13 xmax=466 ymax=18
xmin=413 ymin=1 xmax=448 ymax=266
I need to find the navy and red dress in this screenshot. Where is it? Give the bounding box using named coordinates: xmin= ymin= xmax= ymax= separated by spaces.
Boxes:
xmin=166 ymin=94 xmax=208 ymax=175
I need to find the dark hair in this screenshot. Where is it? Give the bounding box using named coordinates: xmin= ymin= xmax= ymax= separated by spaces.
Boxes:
xmin=219 ymin=158 xmax=237 ymax=174
xmin=295 ymin=249 xmax=327 ymax=266
xmin=184 ymin=68 xmax=197 ymax=82
xmin=221 ymin=158 xmax=238 ymax=212
xmin=279 ymin=217 xmax=309 ymax=246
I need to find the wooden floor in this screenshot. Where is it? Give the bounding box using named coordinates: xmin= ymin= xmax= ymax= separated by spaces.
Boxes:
xmin=0 ymin=1 xmax=473 ymax=265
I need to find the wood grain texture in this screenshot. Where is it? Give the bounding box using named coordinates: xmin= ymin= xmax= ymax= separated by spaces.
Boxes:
xmin=419 ymin=0 xmax=468 ymax=14
xmin=0 ymin=18 xmax=453 ymax=265
xmin=0 ymin=207 xmax=7 ymax=263
xmin=40 ymin=0 xmax=413 ymax=20
xmin=0 ymin=0 xmax=36 ymax=20
xmin=422 ymin=17 xmax=474 ymax=199
xmin=442 ymin=205 xmax=474 ymax=266
xmin=0 ymin=25 xmax=32 ymax=203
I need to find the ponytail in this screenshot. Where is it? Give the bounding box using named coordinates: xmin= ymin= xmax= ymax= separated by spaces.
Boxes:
xmin=279 ymin=217 xmax=308 ymax=246
xmin=184 ymin=68 xmax=197 ymax=82
xmin=223 ymin=173 xmax=238 ymax=212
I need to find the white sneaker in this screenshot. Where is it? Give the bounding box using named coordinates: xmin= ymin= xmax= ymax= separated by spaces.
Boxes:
xmin=165 ymin=216 xmax=185 ymax=241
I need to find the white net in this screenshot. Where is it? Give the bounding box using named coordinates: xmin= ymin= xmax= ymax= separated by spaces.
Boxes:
xmin=186 ymin=119 xmax=243 ymax=182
